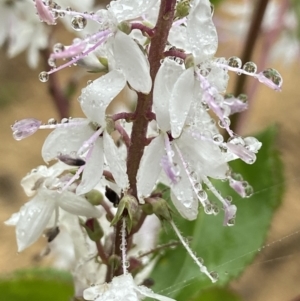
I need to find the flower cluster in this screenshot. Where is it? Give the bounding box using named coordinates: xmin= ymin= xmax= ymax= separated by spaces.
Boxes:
xmin=6 ymin=0 xmax=282 ymax=299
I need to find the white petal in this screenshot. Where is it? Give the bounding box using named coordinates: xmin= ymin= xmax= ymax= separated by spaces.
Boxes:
xmin=153 ymin=59 xmax=184 ymax=132
xmin=171 ymin=191 xmax=198 ymax=220
xmin=79 ymin=70 xmax=126 ymax=125
xmin=42 ymin=120 xmax=93 ymax=163
xmin=187 ymin=0 xmax=218 ymax=63
xmin=58 ymin=191 xmax=101 ymax=218
xmin=137 ymin=135 xmax=165 ymax=200
xmin=4 ymin=212 xmax=20 ymax=226
xmin=168 ymin=25 xmax=188 ymax=50
xmin=113 ymin=31 xmax=152 ymax=93
xmin=178 ymin=130 xmax=228 ymax=179
xmin=170 ymin=67 xmax=195 ymax=138
xmin=135 ymin=284 xmax=176 ymax=301
xmin=16 ymin=190 xmax=56 ymax=252
xmin=76 ymin=138 xmax=104 ymax=195
xmin=103 ymin=131 xmax=129 ymax=190
xmin=109 ymin=0 xmax=158 ymax=22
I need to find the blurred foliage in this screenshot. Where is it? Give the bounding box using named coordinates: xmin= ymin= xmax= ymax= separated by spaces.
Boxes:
xmin=150 ymin=126 xmax=284 ymax=300
xmin=0 ymin=268 xmax=73 ymax=301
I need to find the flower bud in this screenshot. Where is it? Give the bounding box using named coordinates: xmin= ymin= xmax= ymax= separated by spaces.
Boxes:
xmin=111 ymin=195 xmax=138 ymax=233
xmin=85 ymin=189 xmax=104 ymax=206
xmin=81 ymin=218 xmax=104 ymax=242
xmin=145 ymin=198 xmax=173 ymax=222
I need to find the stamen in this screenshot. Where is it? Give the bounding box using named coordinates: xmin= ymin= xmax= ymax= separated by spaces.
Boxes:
xmin=202 ymin=176 xmax=237 ymax=226
xmin=170 ymin=220 xmax=218 ymax=283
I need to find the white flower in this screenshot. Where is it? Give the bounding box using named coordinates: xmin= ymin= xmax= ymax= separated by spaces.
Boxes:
xmin=5 ymin=163 xmax=101 ymax=252
xmin=83 ymin=273 xmax=175 ymax=301
xmin=42 ymin=70 xmax=129 ymax=195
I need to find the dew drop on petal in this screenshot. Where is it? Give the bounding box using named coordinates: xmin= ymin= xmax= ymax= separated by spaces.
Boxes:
xmin=227 ymin=56 xmax=242 ymax=68
xmin=227 ymin=218 xmax=235 ymax=226
xmin=243 ymin=61 xmax=257 ymax=73
xmin=262 ymin=68 xmax=283 ymax=87
xmin=39 ymin=71 xmax=49 ymax=82
xmin=71 ymin=15 xmax=87 ymax=31
xmin=53 ymin=43 xmax=65 ymax=53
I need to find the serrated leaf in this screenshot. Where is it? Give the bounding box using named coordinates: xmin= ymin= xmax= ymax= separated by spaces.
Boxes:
xmin=150 ymin=127 xmax=284 ymax=300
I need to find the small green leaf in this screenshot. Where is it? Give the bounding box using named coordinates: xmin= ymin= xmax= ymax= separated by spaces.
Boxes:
xmin=0 ymin=268 xmax=73 ymax=301
xmin=150 ymin=127 xmax=284 ymax=300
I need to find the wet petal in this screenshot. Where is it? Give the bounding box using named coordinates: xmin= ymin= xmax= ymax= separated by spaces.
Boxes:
xmin=153 ymin=59 xmax=184 ymax=132
xmin=42 ymin=120 xmax=93 ymax=163
xmin=76 ymin=138 xmax=104 ymax=195
xmin=104 ymin=132 xmax=129 ymax=190
xmin=109 ymin=0 xmax=159 ymax=22
xmin=170 ymin=67 xmax=195 ymax=138
xmin=137 ymin=135 xmax=165 ymax=200
xmin=16 ymin=189 xmax=56 ymax=252
xmin=79 ymin=70 xmax=126 ymax=125
xmin=113 ymin=31 xmax=152 ymax=93
xmin=187 ymin=0 xmax=218 ymax=63
xmin=58 ymin=191 xmax=101 ymax=218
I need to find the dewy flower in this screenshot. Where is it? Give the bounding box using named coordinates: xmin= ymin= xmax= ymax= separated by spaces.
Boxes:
xmin=38 ymin=0 xmax=154 ymax=93
xmin=41 ymin=69 xmax=129 ymax=195
xmin=5 ymin=162 xmax=101 ymax=252
xmin=83 ymin=273 xmax=175 ymax=301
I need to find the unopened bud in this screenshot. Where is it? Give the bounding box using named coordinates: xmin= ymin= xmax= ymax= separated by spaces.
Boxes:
xmin=81 ymin=218 xmax=104 ymax=242
xmin=145 ymin=198 xmax=172 ymax=222
xmin=118 ymin=21 xmax=131 ymax=34
xmin=184 ymin=55 xmax=194 ymax=69
xmin=85 ymin=189 xmax=104 ymax=206
xmin=175 ymin=0 xmax=190 ymax=18
xmin=111 ymin=194 xmax=138 ymax=233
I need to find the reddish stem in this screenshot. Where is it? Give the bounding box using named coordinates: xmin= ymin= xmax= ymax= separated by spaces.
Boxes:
xmin=126 ymin=0 xmax=177 ymax=197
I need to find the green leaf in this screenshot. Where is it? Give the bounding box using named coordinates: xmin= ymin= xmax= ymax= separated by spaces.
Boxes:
xmin=191 ymin=287 xmax=243 ymax=301
xmin=0 ymin=268 xmax=73 ymax=301
xmin=150 ymin=127 xmax=284 ymax=300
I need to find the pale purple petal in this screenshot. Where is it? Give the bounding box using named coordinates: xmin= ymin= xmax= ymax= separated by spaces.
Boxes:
xmin=11 ymin=118 xmax=41 ymax=141
xmin=35 ymin=0 xmax=55 ymax=25
xmin=226 ymin=143 xmax=257 ymax=164
xmin=113 ymin=31 xmax=152 ymax=94
xmin=79 ymin=70 xmax=126 ymax=126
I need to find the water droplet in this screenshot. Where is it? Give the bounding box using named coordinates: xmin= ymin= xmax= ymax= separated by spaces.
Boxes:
xmin=227 ymin=56 xmax=242 ymax=68
xmin=218 ymin=117 xmax=231 ymax=129
xmin=71 ymin=15 xmax=87 ymax=31
xmin=61 ymin=118 xmax=69 ymax=123
xmin=209 ymin=271 xmax=219 ymax=283
xmin=213 ymin=134 xmax=223 ymax=144
xmin=190 ymin=171 xmax=198 ymax=181
xmin=198 ymin=190 xmax=207 ymax=201
xmin=262 ymin=68 xmax=283 ymax=87
xmin=212 ymin=204 xmax=219 ymax=215
xmin=243 ymin=61 xmax=257 ymax=73
xmin=48 ymin=118 xmax=57 ymax=125
xmin=227 ymin=218 xmax=235 ymax=226
xmin=39 ymin=71 xmax=49 ymax=82
xmin=53 ymin=43 xmax=64 ymax=53
xmin=244 ymin=185 xmax=254 ymax=198
xmin=48 ymin=57 xmax=56 ymax=67
xmin=237 ymin=93 xmax=248 ymax=102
